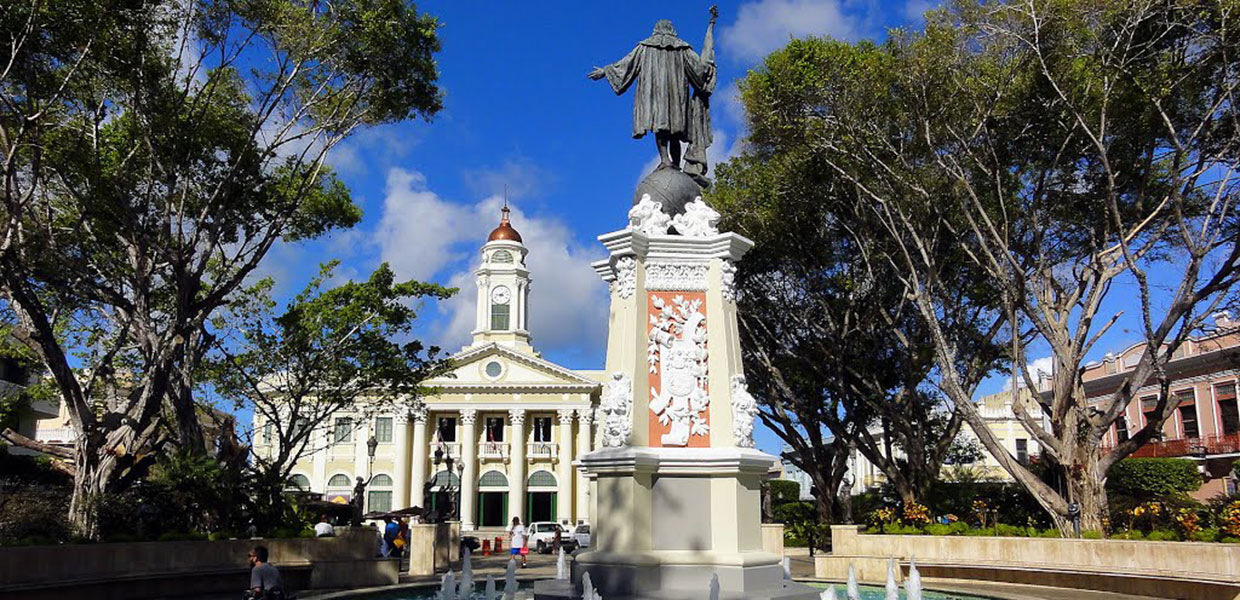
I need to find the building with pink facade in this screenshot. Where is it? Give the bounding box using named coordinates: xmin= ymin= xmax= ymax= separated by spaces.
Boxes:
xmin=1085 ymin=322 xmax=1240 ymax=499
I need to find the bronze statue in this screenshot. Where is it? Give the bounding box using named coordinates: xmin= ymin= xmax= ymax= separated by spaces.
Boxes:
xmin=590 ymin=7 xmax=718 ymax=184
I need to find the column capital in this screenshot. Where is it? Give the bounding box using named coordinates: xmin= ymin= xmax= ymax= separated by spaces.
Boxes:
xmin=394 ymin=412 xmax=409 ymax=425
xmin=461 ymin=408 xmax=478 ymax=425
xmin=576 ymin=408 xmax=595 ymax=425
xmin=509 ymin=408 xmax=526 ymax=425
xmin=557 ymin=409 xmax=576 ymax=424
xmin=411 ymin=404 xmax=429 ymax=423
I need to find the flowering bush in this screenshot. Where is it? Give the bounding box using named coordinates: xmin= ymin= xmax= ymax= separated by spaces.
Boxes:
xmin=902 ymin=502 xmax=931 ymax=525
xmin=1220 ymin=501 xmax=1240 ymax=538
xmin=1174 ymin=508 xmax=1201 ymax=537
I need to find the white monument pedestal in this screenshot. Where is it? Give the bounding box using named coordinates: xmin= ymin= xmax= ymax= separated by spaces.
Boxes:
xmin=535 ymin=204 xmax=817 ymax=600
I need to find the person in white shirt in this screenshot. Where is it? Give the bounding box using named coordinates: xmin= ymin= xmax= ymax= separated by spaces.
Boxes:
xmin=508 ymin=516 xmax=528 ymax=567
xmin=313 ymin=515 xmax=334 ymax=538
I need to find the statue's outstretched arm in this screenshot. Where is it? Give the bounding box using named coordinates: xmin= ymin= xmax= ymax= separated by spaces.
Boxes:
xmin=589 ymin=46 xmax=642 ymax=95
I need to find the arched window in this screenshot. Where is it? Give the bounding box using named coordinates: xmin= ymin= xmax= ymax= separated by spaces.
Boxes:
xmin=527 ymin=470 xmax=557 ymax=488
xmin=328 ymin=474 xmax=352 ymax=487
xmin=368 ymin=474 xmax=393 ymax=513
xmin=479 ymin=470 xmax=509 ymax=488
xmin=287 ymin=474 xmax=311 ymax=490
xmin=492 ymin=249 xmax=514 ymax=263
xmin=431 ymin=470 xmax=461 ymax=489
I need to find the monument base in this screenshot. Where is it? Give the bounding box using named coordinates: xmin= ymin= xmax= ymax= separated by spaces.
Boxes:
xmin=534 ymin=447 xmax=818 ymax=600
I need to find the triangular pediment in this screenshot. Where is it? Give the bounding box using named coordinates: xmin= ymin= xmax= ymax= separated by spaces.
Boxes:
xmin=424 ymin=343 xmax=599 ymax=391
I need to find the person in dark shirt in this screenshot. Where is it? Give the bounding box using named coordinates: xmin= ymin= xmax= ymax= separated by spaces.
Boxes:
xmin=246 ymin=545 xmax=284 ymax=599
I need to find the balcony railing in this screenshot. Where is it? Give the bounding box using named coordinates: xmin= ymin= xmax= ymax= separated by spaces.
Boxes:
xmin=432 ymin=441 xmax=461 ymax=459
xmin=528 ymin=441 xmax=558 ymax=461
xmin=1103 ymin=433 xmax=1240 ymax=458
xmin=479 ymin=441 xmax=509 ymax=461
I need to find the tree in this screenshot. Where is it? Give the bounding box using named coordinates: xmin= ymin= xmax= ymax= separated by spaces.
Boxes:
xmin=0 ymin=0 xmax=442 ymax=536
xmin=741 ymin=0 xmax=1240 ymax=532
xmin=713 ymin=83 xmax=1002 ymax=511
xmin=210 ymin=261 xmax=452 ymax=531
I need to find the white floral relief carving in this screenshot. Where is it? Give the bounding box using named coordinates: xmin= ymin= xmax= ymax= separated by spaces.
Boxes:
xmin=627 ymin=194 xmax=671 ymax=236
xmin=730 ymin=374 xmax=758 ymax=448
xmin=645 ymin=261 xmax=708 ymax=291
xmin=599 ymin=373 xmax=633 ymax=448
xmin=670 ymin=198 xmax=720 ymax=237
xmin=612 ymin=256 xmax=637 ymax=299
xmin=648 ymin=294 xmax=709 ymax=446
xmin=720 ymin=260 xmax=737 ymax=303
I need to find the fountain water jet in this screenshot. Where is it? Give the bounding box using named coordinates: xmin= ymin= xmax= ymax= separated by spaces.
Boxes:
xmin=440 ymin=571 xmax=458 ymax=600
xmin=709 ymin=574 xmax=720 ymax=600
xmin=905 ymin=557 xmax=923 ymax=600
xmin=820 ymin=585 xmax=838 ymax=600
xmin=504 ymin=558 xmax=518 ymax=600
xmin=884 ymin=558 xmax=898 ymax=600
xmin=557 ymin=548 xmax=569 ymax=580
xmin=459 ymin=547 xmax=474 ymax=597
xmin=485 ymin=574 xmax=498 ymax=600
xmin=582 ymin=571 xmax=602 ymax=600
xmin=846 ymin=564 xmax=860 ymax=600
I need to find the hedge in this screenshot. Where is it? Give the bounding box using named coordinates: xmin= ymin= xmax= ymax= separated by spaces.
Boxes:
xmin=768 ymin=480 xmax=801 ymax=506
xmin=1107 ymin=458 xmax=1201 ymax=499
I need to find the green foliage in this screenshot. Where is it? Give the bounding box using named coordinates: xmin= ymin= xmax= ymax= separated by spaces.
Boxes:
xmin=768 ymin=480 xmax=801 ymax=507
xmin=1081 ymin=530 xmax=1102 ymax=540
xmin=1108 ymin=459 xmax=1202 ymax=500
xmin=0 ymin=0 xmax=444 ymax=536
xmin=1191 ymin=529 xmax=1220 ymax=543
xmin=1146 ymin=530 xmax=1179 ymax=542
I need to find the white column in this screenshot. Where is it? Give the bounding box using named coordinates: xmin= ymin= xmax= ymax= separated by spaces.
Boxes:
xmin=354 ymin=416 xmax=370 ymax=481
xmin=509 ymin=408 xmax=527 ymax=523
xmin=312 ymin=423 xmax=328 ymax=491
xmin=575 ymin=408 xmax=593 ymax=524
xmin=410 ymin=408 xmax=430 ymax=508
xmin=393 ymin=412 xmax=411 ymax=509
xmin=556 ymin=409 xmax=575 ymax=525
xmin=476 ymin=276 xmax=488 ymax=332
xmin=460 ymin=409 xmax=479 ymax=530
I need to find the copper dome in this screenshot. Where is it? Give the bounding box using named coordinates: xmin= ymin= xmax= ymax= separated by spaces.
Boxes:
xmin=487 ymin=205 xmax=523 ymax=243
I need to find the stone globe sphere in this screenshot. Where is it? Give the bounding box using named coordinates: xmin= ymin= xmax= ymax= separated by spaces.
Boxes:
xmin=634 ymin=165 xmax=703 ymax=216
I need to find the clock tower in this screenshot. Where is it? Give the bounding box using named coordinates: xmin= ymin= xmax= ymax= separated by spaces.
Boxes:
xmin=472 ymin=204 xmax=532 ymax=351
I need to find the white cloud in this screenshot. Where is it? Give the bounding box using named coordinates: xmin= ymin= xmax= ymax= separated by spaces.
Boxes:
xmin=1004 ymin=356 xmax=1054 ymax=391
xmin=722 ymin=0 xmax=864 ymax=64
xmin=904 ymin=0 xmax=934 ymax=22
xmin=374 ymin=168 xmax=610 ymax=359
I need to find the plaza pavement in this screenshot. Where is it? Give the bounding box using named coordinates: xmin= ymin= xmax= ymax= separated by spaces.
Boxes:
xmin=296 ymin=549 xmax=1165 ymax=600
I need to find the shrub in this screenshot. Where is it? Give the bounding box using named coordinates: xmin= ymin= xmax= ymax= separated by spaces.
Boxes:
xmin=1221 ymin=536 xmax=1240 ymax=544
xmin=1191 ymin=529 xmax=1219 ymax=543
xmin=1219 ymin=501 xmax=1240 ymax=538
xmin=883 ymin=524 xmax=923 ymax=535
xmin=1108 ymin=458 xmax=1201 ymax=499
xmin=1081 ymin=530 xmax=1102 ymax=539
xmin=924 ymin=524 xmax=953 ymax=536
xmin=1112 ymin=530 xmax=1145 ymax=540
xmin=767 ymin=480 xmax=800 ymax=507
xmin=1146 ymin=529 xmax=1179 ymax=541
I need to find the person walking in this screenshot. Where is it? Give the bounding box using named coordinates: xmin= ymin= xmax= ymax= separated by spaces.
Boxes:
xmin=245 ymin=545 xmax=284 ymax=599
xmin=508 ymin=516 xmax=528 ymax=568
xmin=382 ymin=516 xmax=399 ymax=558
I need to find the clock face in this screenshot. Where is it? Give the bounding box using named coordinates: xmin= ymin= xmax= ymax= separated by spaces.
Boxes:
xmin=490 ymin=285 xmax=511 ymax=305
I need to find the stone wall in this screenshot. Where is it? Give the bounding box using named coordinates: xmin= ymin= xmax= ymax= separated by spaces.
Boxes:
xmin=817 ymin=525 xmax=1240 ymax=600
xmin=0 ymin=526 xmax=398 ymax=600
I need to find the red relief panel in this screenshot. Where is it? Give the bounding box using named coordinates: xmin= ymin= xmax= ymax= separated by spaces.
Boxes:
xmin=647 ymin=291 xmax=711 ymax=448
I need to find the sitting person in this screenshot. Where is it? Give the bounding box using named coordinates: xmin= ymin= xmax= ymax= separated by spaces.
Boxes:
xmin=313 ymin=515 xmax=334 ymax=538
xmin=245 ymin=545 xmax=284 ymax=599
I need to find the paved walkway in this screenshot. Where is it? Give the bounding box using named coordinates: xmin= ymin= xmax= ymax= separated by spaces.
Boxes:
xmin=303 ymin=550 xmax=1168 ymax=600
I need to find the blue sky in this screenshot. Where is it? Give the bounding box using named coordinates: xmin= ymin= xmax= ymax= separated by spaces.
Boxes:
xmin=250 ymin=1 xmax=938 ymax=453
xmin=252 ymin=0 xmax=1204 ymax=455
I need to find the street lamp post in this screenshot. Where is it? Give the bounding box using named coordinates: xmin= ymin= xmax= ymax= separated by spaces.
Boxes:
xmin=351 ymin=435 xmax=380 ymax=527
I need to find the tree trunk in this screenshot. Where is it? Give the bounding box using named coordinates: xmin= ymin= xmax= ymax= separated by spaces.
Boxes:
xmin=1063 ymin=444 xmax=1108 ymax=534
xmin=69 ymin=442 xmax=114 ymax=540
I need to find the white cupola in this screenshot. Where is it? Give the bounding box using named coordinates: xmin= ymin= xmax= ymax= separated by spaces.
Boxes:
xmin=471 ymin=204 xmax=532 ymax=351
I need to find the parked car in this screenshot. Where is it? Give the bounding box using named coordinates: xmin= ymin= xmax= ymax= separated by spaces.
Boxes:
xmin=572 ymin=523 xmax=591 ymax=549
xmin=527 ymin=521 xmax=578 ymax=554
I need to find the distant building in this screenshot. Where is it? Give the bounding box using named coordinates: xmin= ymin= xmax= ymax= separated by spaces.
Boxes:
xmin=1082 ymin=318 xmax=1240 ymax=499
xmin=843 ymin=388 xmax=1050 ymax=494
xmin=778 ymin=445 xmax=815 ymax=500
xmin=1 ymin=353 xmax=59 ymax=456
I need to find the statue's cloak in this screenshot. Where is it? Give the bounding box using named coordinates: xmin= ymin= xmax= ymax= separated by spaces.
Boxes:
xmin=600 ymin=31 xmax=715 ymax=143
